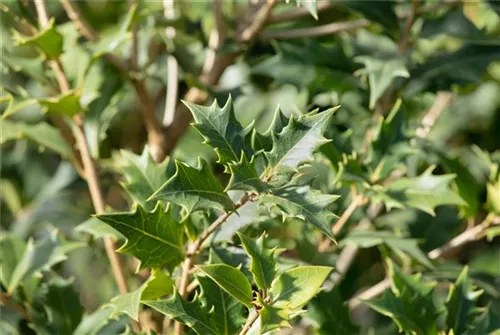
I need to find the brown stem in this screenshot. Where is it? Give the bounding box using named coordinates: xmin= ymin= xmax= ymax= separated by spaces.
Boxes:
xmin=162 ymin=0 xmax=178 ymax=127
xmin=59 ymin=0 xmax=98 ymax=42
xmin=174 ymin=193 xmax=251 ymax=335
xmin=239 ymin=310 xmax=259 ymax=335
xmin=35 ymin=0 xmax=129 ymax=296
xmin=0 ymin=292 xmax=32 ymax=321
xmin=348 ymin=214 xmax=500 ymax=310
xmin=262 ymin=19 xmax=371 ymax=40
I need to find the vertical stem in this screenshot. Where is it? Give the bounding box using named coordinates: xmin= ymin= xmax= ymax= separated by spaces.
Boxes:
xmin=163 ymin=0 xmax=178 ymax=127
xmin=34 ymin=0 xmax=129 ymax=295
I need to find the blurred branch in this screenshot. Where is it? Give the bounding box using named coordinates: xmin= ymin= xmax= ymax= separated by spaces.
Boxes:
xmin=0 ymin=292 xmax=32 ymax=321
xmin=164 ymin=0 xmax=278 ymax=155
xmin=261 ymin=19 xmax=371 ymax=39
xmin=349 ymin=214 xmax=500 ymax=310
xmin=267 ymin=0 xmax=334 ymax=23
xmin=162 ymin=0 xmax=178 ymax=127
xmin=59 ymin=0 xmax=167 ymax=162
xmin=35 ymin=0 xmax=129 ymax=296
xmin=415 ymin=91 xmax=453 ymax=138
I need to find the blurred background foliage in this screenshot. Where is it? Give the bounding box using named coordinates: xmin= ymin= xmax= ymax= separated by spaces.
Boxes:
xmin=1 ymin=0 xmax=500 ymax=334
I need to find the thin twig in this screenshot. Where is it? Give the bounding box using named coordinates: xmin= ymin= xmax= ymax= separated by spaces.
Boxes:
xmin=261 ymin=19 xmax=371 ymax=40
xmin=174 ymin=193 xmax=252 ymax=335
xmin=267 ymin=0 xmax=334 ymax=24
xmin=398 ymin=0 xmax=419 ymax=54
xmin=0 ymin=292 xmax=32 ymax=321
xmin=239 ymin=310 xmax=259 ymax=335
xmin=34 ymin=0 xmax=129 ymax=296
xmin=162 ymin=0 xmax=178 ymax=127
xmin=59 ymin=0 xmax=98 ymax=42
xmin=415 ymin=91 xmax=453 ymax=138
xmin=348 ymin=214 xmax=500 ymax=310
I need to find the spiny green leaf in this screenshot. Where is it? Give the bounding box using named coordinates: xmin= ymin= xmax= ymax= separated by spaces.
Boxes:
xmin=197 ymin=264 xmax=253 ymax=308
xmin=237 ymin=233 xmax=277 ymax=291
xmin=355 ymin=56 xmax=409 ymax=109
xmin=446 ymin=267 xmax=484 ymax=335
xmin=1 ymin=119 xmax=73 ymax=159
xmin=377 ymin=166 xmax=466 ymax=215
xmin=38 ymin=90 xmax=82 ymax=117
xmin=149 ymin=159 xmax=234 ymax=217
xmin=197 ymin=275 xmax=246 ymax=335
xmin=96 ymin=203 xmax=185 ymax=271
xmin=115 ymin=147 xmax=170 ymax=209
xmin=261 ymin=185 xmax=339 ymax=241
xmin=106 ymin=270 xmax=173 ymax=321
xmin=32 ymin=277 xmax=83 ymax=335
xmin=13 ymin=18 xmax=63 ymax=59
xmin=259 ymin=301 xmax=292 ymax=334
xmin=264 ymin=108 xmax=338 ymax=177
xmin=227 ymin=153 xmax=266 ymax=192
xmin=144 ymin=291 xmax=219 ymax=335
xmin=75 ymin=217 xmax=124 ymax=241
xmin=269 ymin=266 xmax=333 ymax=310
xmin=363 ymin=262 xmax=439 ymax=335
xmin=7 ymin=231 xmax=83 ymax=294
xmin=340 ymin=230 xmax=434 ymax=268
xmin=0 ymin=90 xmax=37 ymax=119
xmin=185 ymin=97 xmax=252 ymax=167
xmin=251 ymin=107 xmax=288 ymax=152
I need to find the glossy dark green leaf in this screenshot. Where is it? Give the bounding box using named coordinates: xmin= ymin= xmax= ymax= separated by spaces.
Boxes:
xmin=197 ymin=275 xmax=246 ymax=335
xmin=238 ymin=233 xmax=277 ymax=291
xmin=144 ymin=291 xmax=219 ymax=335
xmin=197 ymin=264 xmax=253 ymax=308
xmin=185 ymin=97 xmax=251 ymax=167
xmin=96 ymin=203 xmax=185 ymax=271
xmin=264 ymin=108 xmax=337 ymax=177
xmin=446 ymin=267 xmax=484 ymax=335
xmin=149 ymin=159 xmax=234 ymax=216
xmin=261 ymin=185 xmax=339 ymax=241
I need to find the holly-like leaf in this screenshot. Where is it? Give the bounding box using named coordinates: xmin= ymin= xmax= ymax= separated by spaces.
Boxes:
xmin=227 ymin=153 xmax=266 ymax=192
xmin=197 ymin=275 xmax=246 ymax=335
xmin=264 ymin=108 xmax=337 ymax=177
xmin=115 ymin=148 xmax=170 ymax=209
xmin=38 ymin=90 xmax=82 ymax=117
xmin=261 ymin=185 xmax=339 ymax=241
xmin=32 ymin=277 xmax=83 ymax=335
xmin=106 ymin=269 xmax=173 ymax=321
xmin=1 ymin=119 xmax=73 ymax=159
xmin=355 ymin=56 xmax=409 ymax=109
xmin=340 ymin=230 xmax=433 ymax=268
xmin=238 ymin=233 xmax=277 ymax=291
xmin=149 ymin=159 xmax=234 ymax=217
xmin=259 ymin=301 xmax=292 ymax=334
xmin=363 ymin=262 xmax=439 ymax=335
xmin=96 ymin=203 xmax=185 ymax=271
xmin=446 ymin=267 xmax=484 ymax=335
xmin=7 ymin=231 xmax=83 ymax=294
xmin=269 ymin=266 xmax=333 ymax=310
xmin=197 ymin=264 xmax=253 ymax=308
xmin=13 ymin=18 xmax=63 ymax=59
xmin=377 ymin=167 xmax=466 ymax=215
xmin=75 ymin=217 xmax=124 ymax=241
xmin=185 ymin=97 xmax=251 ymax=167
xmin=144 ymin=291 xmax=219 ymax=335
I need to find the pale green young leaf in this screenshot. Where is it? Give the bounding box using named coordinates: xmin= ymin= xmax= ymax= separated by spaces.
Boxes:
xmin=38 ymin=90 xmax=82 ymax=117
xmin=13 ymin=18 xmax=63 ymax=59
xmin=377 ymin=167 xmax=466 ymax=215
xmin=75 ymin=217 xmax=124 ymax=241
xmin=197 ymin=275 xmax=246 ymax=335
xmin=261 ymin=185 xmax=339 ymax=241
xmin=144 ymin=291 xmax=219 ymax=335
xmin=197 ymin=264 xmax=253 ymax=308
xmin=237 ymin=233 xmax=277 ymax=291
xmin=106 ymin=269 xmax=173 ymax=321
xmin=115 ymin=148 xmax=170 ymax=209
xmin=1 ymin=120 xmax=73 ymax=159
xmin=149 ymin=159 xmax=234 ymax=217
xmin=446 ymin=267 xmax=484 ymax=335
xmin=264 ymin=108 xmax=337 ymax=177
xmin=96 ymin=203 xmax=185 ymax=271
xmin=355 ymin=56 xmax=409 ymax=109
xmin=269 ymin=266 xmax=333 ymax=310
xmin=185 ymin=97 xmax=251 ymax=167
